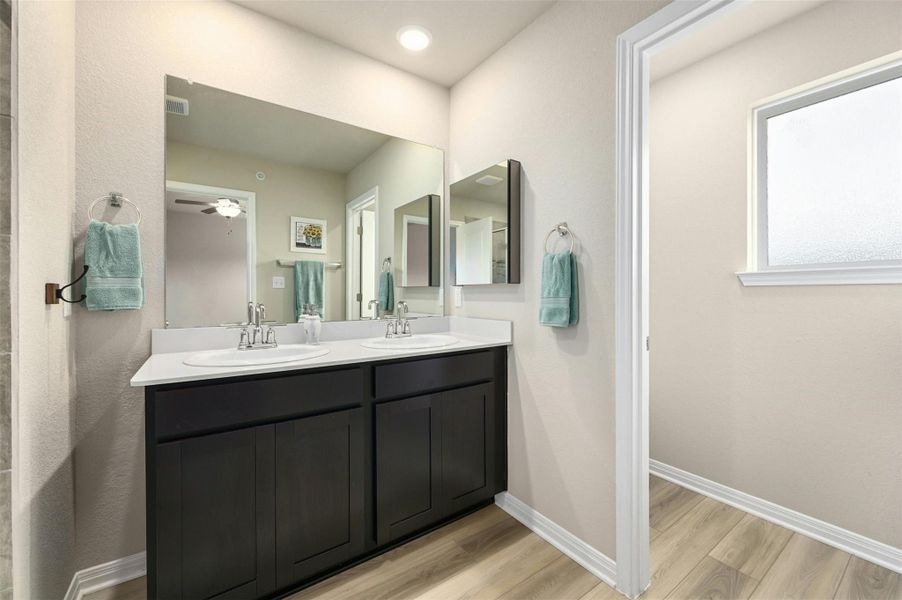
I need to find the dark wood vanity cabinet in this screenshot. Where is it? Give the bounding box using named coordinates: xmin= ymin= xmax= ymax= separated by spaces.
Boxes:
xmin=274 ymin=409 xmax=365 ymax=587
xmin=375 ymin=383 xmax=496 ymax=545
xmin=145 ymin=347 xmax=507 ymax=600
xmin=154 ymin=426 xmax=276 ymax=600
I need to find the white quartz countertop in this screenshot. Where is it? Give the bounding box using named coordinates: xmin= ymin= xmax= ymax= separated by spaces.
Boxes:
xmin=131 ymin=317 xmax=511 ymax=387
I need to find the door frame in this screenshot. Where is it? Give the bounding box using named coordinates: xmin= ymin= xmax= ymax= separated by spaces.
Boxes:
xmin=614 ymin=1 xmax=740 ymax=597
xmin=345 ymin=187 xmax=379 ymax=320
xmin=165 ymin=179 xmax=257 ymax=306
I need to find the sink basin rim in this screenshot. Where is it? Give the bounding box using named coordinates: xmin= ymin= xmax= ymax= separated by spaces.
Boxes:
xmin=359 ymin=334 xmax=460 ymax=350
xmin=183 ymin=344 xmax=331 ymax=367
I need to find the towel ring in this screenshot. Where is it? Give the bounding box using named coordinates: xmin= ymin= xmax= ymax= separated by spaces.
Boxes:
xmin=88 ymin=192 xmax=142 ymax=226
xmin=382 ymin=257 xmax=392 ymax=272
xmin=544 ymin=222 xmax=574 ymax=253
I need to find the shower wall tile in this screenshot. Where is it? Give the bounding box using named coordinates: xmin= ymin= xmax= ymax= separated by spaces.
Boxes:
xmin=0 ymin=1 xmax=8 ymax=117
xmin=0 ymin=2 xmax=10 ymax=597
xmin=0 ymin=235 xmax=7 ymax=354
xmin=0 ymin=471 xmax=9 ymax=590
xmin=0 ymin=117 xmax=9 ymax=236
xmin=0 ymin=355 xmax=8 ymax=471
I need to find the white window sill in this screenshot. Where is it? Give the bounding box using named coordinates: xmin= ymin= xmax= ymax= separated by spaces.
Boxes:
xmin=737 ymin=265 xmax=902 ymax=286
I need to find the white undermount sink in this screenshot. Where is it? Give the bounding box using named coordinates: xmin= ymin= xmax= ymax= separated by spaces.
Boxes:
xmin=359 ymin=334 xmax=459 ymax=350
xmin=183 ymin=344 xmax=330 ymax=367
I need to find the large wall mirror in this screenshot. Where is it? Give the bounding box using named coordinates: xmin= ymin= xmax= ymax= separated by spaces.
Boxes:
xmin=450 ymin=159 xmax=521 ymax=285
xmin=164 ymin=77 xmax=444 ymax=328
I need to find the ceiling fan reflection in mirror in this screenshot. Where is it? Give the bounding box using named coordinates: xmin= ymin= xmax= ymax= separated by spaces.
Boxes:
xmin=175 ymin=197 xmax=245 ymax=218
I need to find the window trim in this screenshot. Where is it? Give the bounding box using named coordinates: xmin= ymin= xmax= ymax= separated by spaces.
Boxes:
xmin=740 ymin=54 xmax=902 ymax=286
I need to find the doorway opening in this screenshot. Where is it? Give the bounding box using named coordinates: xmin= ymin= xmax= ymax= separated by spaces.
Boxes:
xmin=346 ymin=187 xmax=378 ymax=320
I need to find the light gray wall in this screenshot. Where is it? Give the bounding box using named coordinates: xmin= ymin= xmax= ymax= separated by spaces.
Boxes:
xmin=449 ymin=0 xmax=668 ymax=558
xmin=650 ymin=0 xmax=902 ymax=547
xmin=15 ymin=0 xmax=77 ymax=597
xmin=73 ymin=0 xmax=449 ymax=571
xmin=165 ymin=210 xmax=248 ymax=328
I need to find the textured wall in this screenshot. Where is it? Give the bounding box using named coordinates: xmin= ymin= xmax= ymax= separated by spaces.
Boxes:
xmin=15 ymin=0 xmax=78 ymax=597
xmin=74 ymin=0 xmax=448 ymax=570
xmin=650 ymin=0 xmax=902 ymax=547
xmin=449 ymin=0 xmax=668 ymax=558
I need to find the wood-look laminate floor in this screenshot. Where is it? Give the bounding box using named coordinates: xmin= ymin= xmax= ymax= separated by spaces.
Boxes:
xmin=90 ymin=477 xmax=901 ymax=600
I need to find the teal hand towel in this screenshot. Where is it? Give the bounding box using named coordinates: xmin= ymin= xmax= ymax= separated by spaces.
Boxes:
xmin=294 ymin=260 xmax=325 ymax=319
xmin=84 ymin=219 xmax=144 ymax=311
xmin=378 ymin=270 xmax=394 ymax=312
xmin=539 ymin=251 xmax=579 ymax=327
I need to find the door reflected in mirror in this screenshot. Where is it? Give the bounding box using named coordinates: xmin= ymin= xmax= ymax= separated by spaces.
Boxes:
xmin=450 ymin=160 xmax=521 ymax=285
xmin=395 ymin=194 xmax=441 ymax=288
xmin=164 ymin=77 xmax=444 ymax=327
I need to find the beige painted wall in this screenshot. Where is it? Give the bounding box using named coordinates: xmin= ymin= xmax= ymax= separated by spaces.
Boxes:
xmin=346 ymin=138 xmax=444 ymax=316
xmin=165 ymin=210 xmax=248 ymax=328
xmin=74 ymin=0 xmax=448 ymax=570
xmin=166 ymin=142 xmax=347 ymax=323
xmin=650 ymin=0 xmax=902 ymax=547
xmin=14 ymin=0 xmax=77 ymax=596
xmin=449 ymin=0 xmax=668 ymax=558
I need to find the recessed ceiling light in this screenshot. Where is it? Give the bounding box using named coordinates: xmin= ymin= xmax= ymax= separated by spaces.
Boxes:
xmin=397 ymin=26 xmax=432 ymax=52
xmin=476 ymin=175 xmax=503 ymax=186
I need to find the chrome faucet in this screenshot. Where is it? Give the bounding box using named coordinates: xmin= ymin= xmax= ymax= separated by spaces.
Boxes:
xmin=237 ymin=302 xmax=281 ymax=350
xmin=385 ymin=301 xmax=412 ymax=338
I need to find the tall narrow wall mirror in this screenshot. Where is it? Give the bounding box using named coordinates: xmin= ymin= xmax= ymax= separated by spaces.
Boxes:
xmin=450 ymin=159 xmax=521 ymax=285
xmin=164 ymin=76 xmax=444 ymax=328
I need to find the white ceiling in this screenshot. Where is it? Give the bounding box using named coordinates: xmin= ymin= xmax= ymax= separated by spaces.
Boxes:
xmin=166 ymin=77 xmax=391 ymax=173
xmin=232 ymin=0 xmax=555 ymax=87
xmin=651 ymin=0 xmax=827 ymax=82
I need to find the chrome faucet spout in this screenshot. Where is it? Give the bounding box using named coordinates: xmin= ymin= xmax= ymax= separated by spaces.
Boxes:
xmin=238 ymin=302 xmax=279 ymax=350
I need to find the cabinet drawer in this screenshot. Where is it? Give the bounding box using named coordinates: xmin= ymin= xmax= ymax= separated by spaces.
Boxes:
xmin=373 ymin=351 xmax=494 ymax=400
xmin=153 ymin=368 xmax=363 ymax=440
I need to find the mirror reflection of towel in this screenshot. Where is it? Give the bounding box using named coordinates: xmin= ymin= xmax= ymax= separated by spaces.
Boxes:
xmin=294 ymin=261 xmax=324 ymax=319
xmin=378 ymin=271 xmax=394 ymax=313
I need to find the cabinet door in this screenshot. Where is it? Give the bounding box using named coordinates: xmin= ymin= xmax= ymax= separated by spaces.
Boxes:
xmin=274 ymin=409 xmax=365 ymax=588
xmin=375 ymin=394 xmax=442 ymax=545
xmin=154 ymin=426 xmax=275 ymax=600
xmin=441 ymin=383 xmax=496 ymax=515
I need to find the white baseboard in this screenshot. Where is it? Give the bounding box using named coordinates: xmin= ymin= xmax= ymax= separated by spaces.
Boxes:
xmin=63 ymin=552 xmax=146 ymax=600
xmin=495 ymin=492 xmax=618 ymax=589
xmin=650 ymin=460 xmax=902 ymax=575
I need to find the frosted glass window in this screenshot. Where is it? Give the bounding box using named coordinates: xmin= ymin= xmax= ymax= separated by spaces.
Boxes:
xmin=764 ymin=75 xmax=902 ymax=267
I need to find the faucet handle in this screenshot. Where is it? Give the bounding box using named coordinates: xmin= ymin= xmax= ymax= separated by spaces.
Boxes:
xmin=238 ymin=327 xmax=250 ymax=349
xmin=401 ymin=320 xmax=411 ymax=335
xmin=265 ymin=327 xmax=277 ymax=345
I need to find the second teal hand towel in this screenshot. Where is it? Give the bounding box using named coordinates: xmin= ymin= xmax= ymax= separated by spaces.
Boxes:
xmin=294 ymin=260 xmax=324 ymax=319
xmin=539 ymin=251 xmax=579 ymax=327
xmin=378 ymin=270 xmax=394 ymax=312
